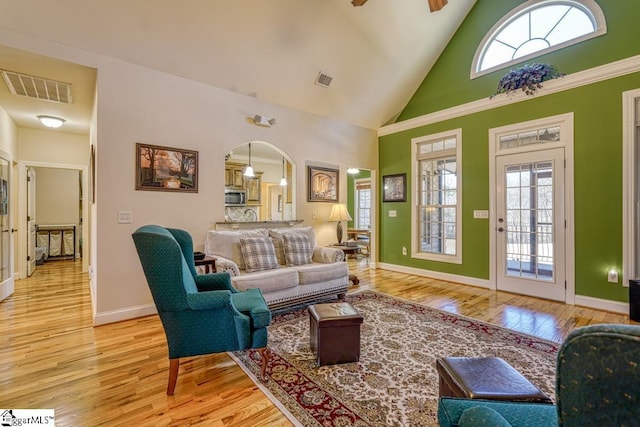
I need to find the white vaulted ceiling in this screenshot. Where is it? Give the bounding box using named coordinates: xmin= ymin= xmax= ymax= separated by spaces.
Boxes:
xmin=0 ymin=0 xmax=476 ymax=131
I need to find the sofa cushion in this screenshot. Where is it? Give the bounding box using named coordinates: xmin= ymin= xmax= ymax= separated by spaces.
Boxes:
xmin=204 ymin=229 xmax=268 ymax=270
xmin=292 ymin=261 xmax=349 ymax=285
xmin=240 ymin=236 xmax=279 ymax=273
xmin=232 ymin=268 xmax=299 ymax=293
xmin=283 ymin=234 xmax=313 ymax=266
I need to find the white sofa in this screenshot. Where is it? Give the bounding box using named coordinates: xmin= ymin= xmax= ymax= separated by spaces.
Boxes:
xmin=204 ymin=226 xmax=349 ymax=310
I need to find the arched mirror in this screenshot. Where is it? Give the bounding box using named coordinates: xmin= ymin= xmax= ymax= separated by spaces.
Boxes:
xmin=224 ymin=141 xmax=295 ymax=222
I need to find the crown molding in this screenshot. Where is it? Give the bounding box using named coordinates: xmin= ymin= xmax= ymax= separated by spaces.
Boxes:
xmin=379 ymin=54 xmax=640 ymax=137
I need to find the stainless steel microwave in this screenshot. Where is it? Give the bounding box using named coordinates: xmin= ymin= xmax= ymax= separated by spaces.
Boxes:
xmin=224 ymin=189 xmax=246 ymax=206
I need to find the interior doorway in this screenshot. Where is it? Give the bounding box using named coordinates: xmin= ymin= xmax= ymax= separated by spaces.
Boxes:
xmin=18 ymin=161 xmax=89 ymax=279
xmin=347 ymin=168 xmax=376 ymax=265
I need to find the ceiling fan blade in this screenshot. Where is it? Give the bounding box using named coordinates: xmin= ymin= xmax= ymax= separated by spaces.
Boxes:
xmin=351 ymin=0 xmax=368 ymax=6
xmin=428 ymin=0 xmax=448 ymax=12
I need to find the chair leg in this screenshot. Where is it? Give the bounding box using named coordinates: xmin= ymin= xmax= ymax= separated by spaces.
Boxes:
xmin=257 ymin=347 xmax=270 ymax=381
xmin=167 ymin=358 xmax=179 ymax=395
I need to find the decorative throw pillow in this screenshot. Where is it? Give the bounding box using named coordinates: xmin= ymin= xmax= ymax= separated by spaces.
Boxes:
xmin=239 ymin=236 xmax=279 ymax=273
xmin=271 ymin=236 xmax=287 ymax=265
xmin=282 ymin=234 xmax=313 ymax=266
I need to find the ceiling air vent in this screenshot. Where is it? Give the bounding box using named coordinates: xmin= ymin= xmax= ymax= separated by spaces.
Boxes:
xmin=315 ymin=72 xmax=333 ymax=88
xmin=1 ymin=70 xmax=73 ymax=104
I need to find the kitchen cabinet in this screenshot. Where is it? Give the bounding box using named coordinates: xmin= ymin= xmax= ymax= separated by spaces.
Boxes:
xmin=225 ymin=162 xmax=246 ymax=189
xmin=246 ymin=172 xmax=262 ymax=205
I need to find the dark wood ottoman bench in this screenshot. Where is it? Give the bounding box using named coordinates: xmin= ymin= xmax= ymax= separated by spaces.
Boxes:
xmin=308 ymin=302 xmax=363 ymax=366
xmin=435 ymin=357 xmax=552 ymax=403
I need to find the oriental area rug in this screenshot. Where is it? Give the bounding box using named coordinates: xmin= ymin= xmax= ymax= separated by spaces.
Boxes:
xmin=230 ymin=291 xmax=559 ymax=427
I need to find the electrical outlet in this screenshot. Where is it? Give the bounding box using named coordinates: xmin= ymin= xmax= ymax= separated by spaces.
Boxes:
xmin=402 ymin=246 xmax=407 ymax=256
xmin=608 ymin=270 xmax=618 ymax=283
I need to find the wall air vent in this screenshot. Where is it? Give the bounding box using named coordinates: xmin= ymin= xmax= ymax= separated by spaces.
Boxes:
xmin=315 ymin=72 xmax=333 ymax=88
xmin=1 ymin=70 xmax=72 ymax=104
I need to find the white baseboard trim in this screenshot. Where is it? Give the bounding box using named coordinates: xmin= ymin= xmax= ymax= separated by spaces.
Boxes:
xmin=377 ymin=263 xmax=630 ymax=315
xmin=93 ymin=303 xmax=157 ymax=326
xmin=377 ymin=262 xmax=493 ymax=289
xmin=574 ymin=294 xmax=629 ymax=315
xmin=0 ymin=281 xmax=13 ymax=302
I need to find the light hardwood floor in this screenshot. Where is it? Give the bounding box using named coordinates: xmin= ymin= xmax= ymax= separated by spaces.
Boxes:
xmin=0 ymin=259 xmax=633 ymax=426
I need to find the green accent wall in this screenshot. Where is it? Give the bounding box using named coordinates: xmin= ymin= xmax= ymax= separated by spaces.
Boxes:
xmin=379 ymin=1 xmax=640 ymax=303
xmin=398 ymin=1 xmax=640 ymax=121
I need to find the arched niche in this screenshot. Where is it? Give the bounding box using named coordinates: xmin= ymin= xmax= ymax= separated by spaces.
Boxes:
xmin=224 ymin=141 xmax=296 ymax=222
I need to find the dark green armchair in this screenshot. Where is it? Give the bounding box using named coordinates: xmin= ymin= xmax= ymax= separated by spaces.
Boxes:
xmin=132 ymin=225 xmax=271 ymax=395
xmin=438 ymin=323 xmax=640 ymax=426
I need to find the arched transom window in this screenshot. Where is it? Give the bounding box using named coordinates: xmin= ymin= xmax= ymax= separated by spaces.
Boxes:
xmin=472 ymin=0 xmax=606 ymax=78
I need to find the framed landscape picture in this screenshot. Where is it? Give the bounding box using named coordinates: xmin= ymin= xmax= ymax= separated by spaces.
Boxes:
xmin=308 ymin=165 xmax=338 ymax=202
xmin=382 ymin=173 xmax=406 ymax=202
xmin=135 ymin=143 xmax=198 ymax=192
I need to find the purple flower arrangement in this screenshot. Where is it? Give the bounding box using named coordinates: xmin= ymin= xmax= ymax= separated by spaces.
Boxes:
xmin=491 ymin=63 xmax=564 ymax=98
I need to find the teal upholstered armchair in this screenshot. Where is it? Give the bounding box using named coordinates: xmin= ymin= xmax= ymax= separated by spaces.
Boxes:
xmin=132 ymin=225 xmax=271 ymax=395
xmin=438 ymin=324 xmax=640 ymax=426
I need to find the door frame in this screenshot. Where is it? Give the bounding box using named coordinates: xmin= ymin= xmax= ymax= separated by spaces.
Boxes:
xmin=488 ymin=113 xmax=575 ymax=304
xmin=622 ymin=88 xmax=640 ymax=287
xmin=0 ymin=149 xmax=14 ymax=302
xmin=17 ymin=160 xmax=89 ymax=279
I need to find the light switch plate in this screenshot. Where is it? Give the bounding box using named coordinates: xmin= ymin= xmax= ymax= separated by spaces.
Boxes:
xmin=389 ymin=210 xmax=397 ymax=217
xmin=118 ymin=211 xmax=133 ymax=224
xmin=473 ymin=210 xmax=489 ymax=219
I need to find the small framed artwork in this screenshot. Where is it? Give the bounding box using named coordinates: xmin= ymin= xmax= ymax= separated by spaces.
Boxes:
xmin=308 ymin=165 xmax=339 ymax=202
xmin=135 ymin=143 xmax=198 ymax=192
xmin=383 ymin=173 xmax=407 ymax=202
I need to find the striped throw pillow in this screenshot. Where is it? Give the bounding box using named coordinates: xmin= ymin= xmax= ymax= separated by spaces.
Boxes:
xmin=283 ymin=234 xmax=313 ymax=266
xmin=239 ymin=237 xmax=279 ymax=273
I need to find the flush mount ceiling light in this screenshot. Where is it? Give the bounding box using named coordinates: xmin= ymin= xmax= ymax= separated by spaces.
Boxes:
xmin=347 ymin=167 xmax=360 ymax=174
xmin=37 ymin=115 xmax=65 ymax=128
xmin=253 ymin=115 xmax=276 ymax=127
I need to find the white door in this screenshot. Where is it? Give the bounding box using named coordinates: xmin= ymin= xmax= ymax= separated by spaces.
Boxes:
xmin=27 ymin=167 xmax=37 ymax=277
xmin=0 ymin=156 xmax=13 ymax=301
xmin=496 ymin=148 xmax=566 ymax=301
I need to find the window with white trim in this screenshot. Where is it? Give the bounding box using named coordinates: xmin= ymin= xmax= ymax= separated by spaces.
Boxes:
xmin=412 ymin=129 xmax=462 ymax=263
xmin=355 ymin=179 xmax=371 ymax=229
xmin=472 ymin=0 xmax=606 ymax=78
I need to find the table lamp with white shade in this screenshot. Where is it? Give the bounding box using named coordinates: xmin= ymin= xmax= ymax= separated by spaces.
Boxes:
xmin=329 ymin=203 xmax=352 ymax=244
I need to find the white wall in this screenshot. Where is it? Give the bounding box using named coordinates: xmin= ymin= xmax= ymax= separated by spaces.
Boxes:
xmin=19 ymin=128 xmax=88 ymax=165
xmin=0 ymin=106 xmax=18 ymax=156
xmin=0 ymin=29 xmax=378 ymax=324
xmin=94 ymin=57 xmax=377 ymax=323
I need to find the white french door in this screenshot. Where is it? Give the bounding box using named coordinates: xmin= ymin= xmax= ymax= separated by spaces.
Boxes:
xmin=0 ymin=155 xmax=13 ymax=301
xmin=496 ymin=148 xmax=566 ymax=301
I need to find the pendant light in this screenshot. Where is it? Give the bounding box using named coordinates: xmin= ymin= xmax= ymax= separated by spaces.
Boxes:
xmin=280 ymin=156 xmax=287 ymax=186
xmin=244 ymin=143 xmax=255 ymax=177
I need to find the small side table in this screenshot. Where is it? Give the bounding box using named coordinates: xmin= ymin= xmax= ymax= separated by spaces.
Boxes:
xmin=330 ymin=245 xmax=360 ymax=286
xmin=194 ymin=256 xmax=216 ymax=273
